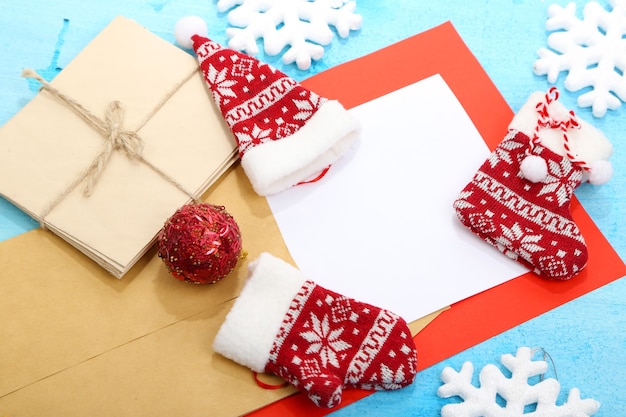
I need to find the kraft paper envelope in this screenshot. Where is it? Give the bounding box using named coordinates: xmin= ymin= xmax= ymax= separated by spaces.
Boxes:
xmin=0 ymin=163 xmax=442 ymax=417
xmin=0 ymin=16 xmax=238 ymax=278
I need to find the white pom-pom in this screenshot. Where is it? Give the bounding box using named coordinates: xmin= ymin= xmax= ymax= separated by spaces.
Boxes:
xmin=520 ymin=155 xmax=548 ymax=183
xmin=174 ymin=16 xmax=208 ymax=50
xmin=587 ymin=160 xmax=613 ymax=185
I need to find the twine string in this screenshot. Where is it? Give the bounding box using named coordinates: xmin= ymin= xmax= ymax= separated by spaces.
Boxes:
xmin=22 ymin=69 xmax=200 ymax=227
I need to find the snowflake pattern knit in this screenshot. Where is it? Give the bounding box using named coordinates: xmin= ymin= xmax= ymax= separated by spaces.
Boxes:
xmin=266 ymin=280 xmax=417 ymax=408
xmin=453 ymin=130 xmax=586 ymax=280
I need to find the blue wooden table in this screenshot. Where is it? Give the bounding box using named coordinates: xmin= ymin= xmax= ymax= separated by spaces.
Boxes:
xmin=1 ymin=1 xmax=624 ymax=415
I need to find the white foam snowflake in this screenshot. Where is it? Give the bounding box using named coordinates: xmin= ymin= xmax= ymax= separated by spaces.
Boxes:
xmin=533 ymin=1 xmax=626 ymax=118
xmin=216 ymin=0 xmax=362 ymax=70
xmin=437 ymin=347 xmax=600 ymax=417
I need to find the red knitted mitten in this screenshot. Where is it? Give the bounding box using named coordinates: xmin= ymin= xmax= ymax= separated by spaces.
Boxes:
xmin=213 ymin=253 xmax=417 ymax=408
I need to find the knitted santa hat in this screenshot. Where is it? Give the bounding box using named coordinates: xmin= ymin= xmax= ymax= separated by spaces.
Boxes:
xmin=174 ymin=17 xmax=360 ymax=196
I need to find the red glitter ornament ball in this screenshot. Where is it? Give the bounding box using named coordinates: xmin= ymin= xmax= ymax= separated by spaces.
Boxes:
xmin=157 ymin=203 xmax=242 ymax=284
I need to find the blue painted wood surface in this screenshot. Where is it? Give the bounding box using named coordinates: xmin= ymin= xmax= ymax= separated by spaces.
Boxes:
xmin=1 ymin=1 xmax=624 ymax=415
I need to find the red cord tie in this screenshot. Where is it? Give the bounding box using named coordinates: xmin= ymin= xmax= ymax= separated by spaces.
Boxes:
xmin=296 ymin=165 xmax=331 ymax=186
xmin=252 ymin=371 xmax=289 ymax=390
xmin=530 ymin=87 xmax=590 ymax=171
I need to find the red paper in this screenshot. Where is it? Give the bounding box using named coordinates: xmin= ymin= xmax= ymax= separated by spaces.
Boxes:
xmin=247 ymin=21 xmax=626 ymax=416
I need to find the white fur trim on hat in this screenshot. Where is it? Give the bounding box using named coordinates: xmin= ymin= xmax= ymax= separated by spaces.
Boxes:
xmin=213 ymin=252 xmax=307 ymax=372
xmin=241 ymin=99 xmax=360 ymax=196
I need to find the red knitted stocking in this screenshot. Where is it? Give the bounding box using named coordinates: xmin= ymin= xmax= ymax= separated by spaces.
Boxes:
xmin=453 ymin=130 xmax=586 ymax=279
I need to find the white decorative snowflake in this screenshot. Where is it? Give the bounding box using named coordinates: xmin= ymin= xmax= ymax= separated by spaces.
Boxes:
xmin=216 ymin=0 xmax=362 ymax=70
xmin=533 ymin=1 xmax=626 ymax=118
xmin=438 ymin=347 xmax=600 ymax=417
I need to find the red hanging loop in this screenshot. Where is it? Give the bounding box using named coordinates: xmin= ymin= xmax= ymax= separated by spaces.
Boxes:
xmin=252 ymin=371 xmax=289 ymax=390
xmin=296 ymin=165 xmax=331 ymax=186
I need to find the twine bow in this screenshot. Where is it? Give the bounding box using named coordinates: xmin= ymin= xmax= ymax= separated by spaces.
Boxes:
xmin=22 ymin=68 xmax=199 ymax=225
xmin=84 ymin=100 xmax=144 ymax=195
